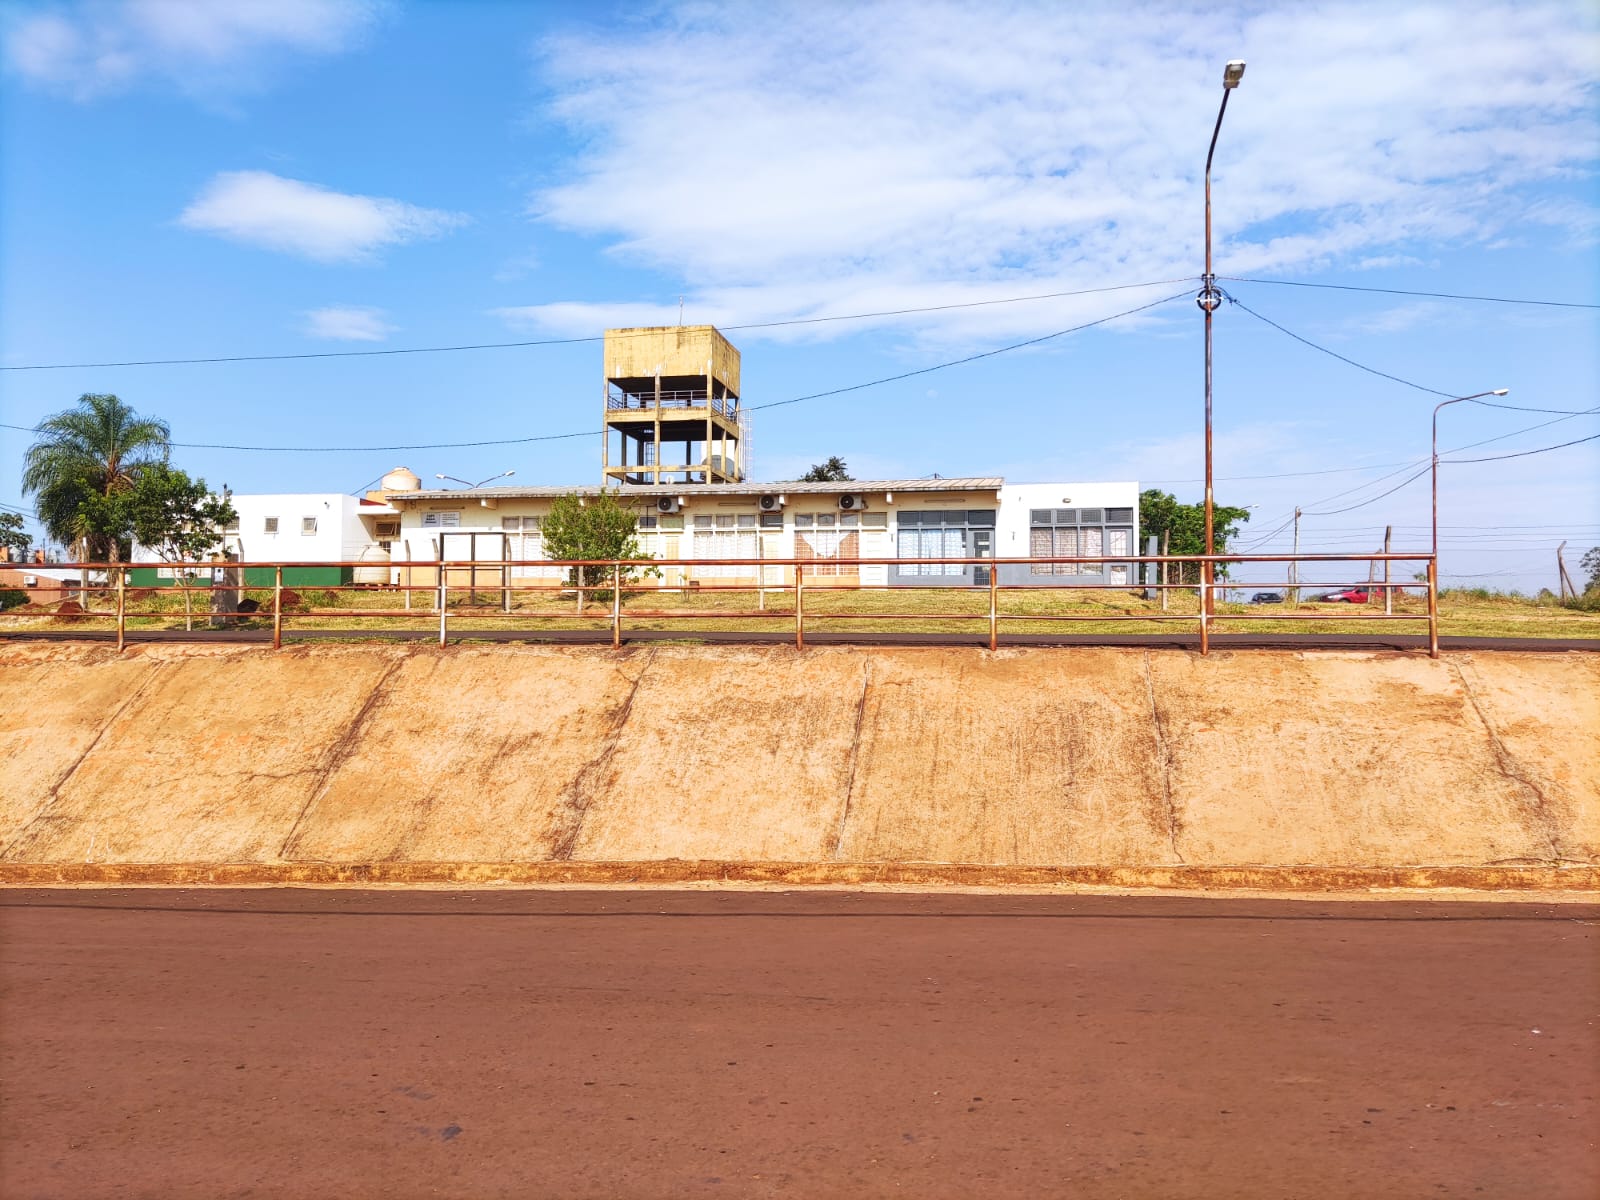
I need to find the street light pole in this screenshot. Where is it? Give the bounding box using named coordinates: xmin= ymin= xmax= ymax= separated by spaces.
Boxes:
xmin=1199 ymin=60 xmax=1245 ymax=616
xmin=1432 ymin=390 xmax=1508 ymax=568
xmin=435 ymin=470 xmax=516 ymax=489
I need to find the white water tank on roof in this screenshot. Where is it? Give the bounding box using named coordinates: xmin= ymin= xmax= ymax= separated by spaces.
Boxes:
xmin=381 ymin=466 xmax=421 ymax=493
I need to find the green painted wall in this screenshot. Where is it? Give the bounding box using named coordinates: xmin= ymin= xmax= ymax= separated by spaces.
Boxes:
xmin=128 ymin=566 xmax=353 ymax=588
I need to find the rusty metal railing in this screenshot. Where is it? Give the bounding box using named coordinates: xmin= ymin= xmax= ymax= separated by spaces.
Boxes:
xmin=0 ymin=551 xmax=1444 ymax=655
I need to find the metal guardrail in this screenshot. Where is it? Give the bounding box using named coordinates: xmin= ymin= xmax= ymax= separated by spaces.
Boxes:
xmin=0 ymin=552 xmax=1443 ymax=656
xmin=606 ymin=388 xmax=738 ymax=417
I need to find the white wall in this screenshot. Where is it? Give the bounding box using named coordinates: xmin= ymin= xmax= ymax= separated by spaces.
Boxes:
xmin=226 ymin=494 xmax=375 ymax=564
xmin=995 ymin=482 xmax=1140 ymax=557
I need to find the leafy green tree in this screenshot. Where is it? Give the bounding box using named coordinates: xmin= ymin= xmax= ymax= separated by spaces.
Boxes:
xmin=21 ymin=393 xmax=170 ymax=566
xmin=1138 ymin=488 xmax=1251 ymax=584
xmin=125 ymin=465 xmax=236 ymax=630
xmin=541 ymin=492 xmax=653 ymax=613
xmin=800 ymin=456 xmax=853 ymax=482
xmin=0 ymin=513 xmax=30 ymax=561
xmin=1581 ymin=546 xmax=1600 ymax=594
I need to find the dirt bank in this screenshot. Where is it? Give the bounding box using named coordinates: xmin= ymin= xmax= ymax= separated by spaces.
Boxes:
xmin=2 ymin=642 xmax=1595 ymax=886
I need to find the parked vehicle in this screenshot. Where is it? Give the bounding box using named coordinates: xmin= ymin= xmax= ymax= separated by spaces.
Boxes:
xmin=1249 ymin=591 xmax=1284 ymax=604
xmin=1316 ymin=588 xmax=1370 ymax=603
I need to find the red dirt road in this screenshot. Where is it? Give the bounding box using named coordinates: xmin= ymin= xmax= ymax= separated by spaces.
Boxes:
xmin=2 ymin=890 xmax=1596 ymax=1199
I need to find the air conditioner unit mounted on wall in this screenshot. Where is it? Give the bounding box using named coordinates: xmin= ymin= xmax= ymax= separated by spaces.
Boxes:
xmin=836 ymin=494 xmax=865 ymax=511
xmin=655 ymin=496 xmax=681 ymax=514
xmin=758 ymin=494 xmax=785 ymax=511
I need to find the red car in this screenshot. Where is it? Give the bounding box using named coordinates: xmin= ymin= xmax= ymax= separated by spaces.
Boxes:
xmin=1316 ymin=588 xmax=1370 ymax=603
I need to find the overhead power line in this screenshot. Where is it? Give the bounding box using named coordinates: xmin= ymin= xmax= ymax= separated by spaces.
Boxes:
xmin=1218 ymin=277 xmax=1600 ymax=310
xmin=1 ymin=290 xmax=1191 ymax=452
xmin=748 ymin=289 xmax=1191 ymax=412
xmin=1446 ymin=431 xmax=1600 ymax=464
xmin=1299 ymin=430 xmax=1600 ymax=518
xmin=1228 ymin=296 xmax=1455 ymax=398
xmin=0 ymin=277 xmax=1196 ymax=372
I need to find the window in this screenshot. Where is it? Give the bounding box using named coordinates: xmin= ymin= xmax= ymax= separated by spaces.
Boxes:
xmin=301 ymin=517 xmax=318 ymax=535
xmin=797 ymin=525 xmax=858 ymax=576
xmin=263 ymin=517 xmax=279 ymax=535
xmin=693 ymin=525 xmax=757 ymax=577
xmin=895 ymin=510 xmax=991 ymax=576
xmin=496 ymin=515 xmax=555 ymax=578
xmin=862 ymin=512 xmax=888 ymax=529
xmin=1031 ymin=526 xmax=1078 ymax=575
xmin=1027 ymin=508 xmax=1135 ymax=576
xmin=224 ymin=516 xmax=240 ymax=535
xmin=758 ymin=511 xmax=783 ymax=529
xmin=638 ymin=514 xmax=658 ymax=529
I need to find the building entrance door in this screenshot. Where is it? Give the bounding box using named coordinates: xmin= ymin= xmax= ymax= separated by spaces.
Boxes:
xmin=971 ymin=529 xmax=993 ymax=586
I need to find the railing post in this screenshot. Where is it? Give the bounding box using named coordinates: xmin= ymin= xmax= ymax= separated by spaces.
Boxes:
xmin=1428 ymin=557 xmax=1439 ymax=659
xmin=612 ymin=562 xmax=622 ymax=649
xmin=988 ymin=563 xmax=999 ymax=652
xmin=115 ymin=565 xmax=126 ymax=653
xmin=795 ymin=562 xmax=805 ymax=651
xmin=272 ymin=565 xmax=283 ymax=651
xmin=1198 ymin=560 xmax=1211 ymax=656
xmin=439 ymin=567 xmax=448 ymax=647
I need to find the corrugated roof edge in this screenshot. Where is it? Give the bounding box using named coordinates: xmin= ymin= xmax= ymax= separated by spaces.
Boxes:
xmin=390 ymin=478 xmax=1006 ymax=501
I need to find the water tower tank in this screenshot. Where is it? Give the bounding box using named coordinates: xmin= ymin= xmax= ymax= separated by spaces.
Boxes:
xmin=381 ymin=466 xmax=421 ymax=493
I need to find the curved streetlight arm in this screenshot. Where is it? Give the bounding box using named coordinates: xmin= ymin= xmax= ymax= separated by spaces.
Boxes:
xmin=1204 ymin=88 xmax=1232 ymax=284
xmin=1432 ymin=389 xmax=1510 ymax=566
xmin=434 ymin=470 xmax=516 ymax=489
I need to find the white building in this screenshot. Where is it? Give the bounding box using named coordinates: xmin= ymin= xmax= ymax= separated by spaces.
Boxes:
xmin=131 ymin=492 xmax=398 ymax=587
xmin=378 ymin=473 xmax=1140 ymax=589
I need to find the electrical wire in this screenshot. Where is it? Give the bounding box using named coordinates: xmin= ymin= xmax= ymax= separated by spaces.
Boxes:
xmin=0 ymin=277 xmax=1197 ymax=372
xmin=747 ymin=289 xmax=1191 ymax=412
xmin=1297 ymin=430 xmax=1600 ymax=518
xmin=1445 ymin=431 xmax=1600 ymax=464
xmin=1300 ymin=465 xmax=1434 ymax=517
xmin=1217 ymin=277 xmax=1600 ymax=310
xmin=1227 ymin=295 xmax=1456 ymax=398
xmin=0 ymin=290 xmax=1192 ymax=452
xmin=1465 ymin=398 xmax=1599 ymax=415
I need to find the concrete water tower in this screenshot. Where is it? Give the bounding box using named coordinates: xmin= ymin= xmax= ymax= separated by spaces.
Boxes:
xmin=602 ymin=326 xmax=743 ymax=486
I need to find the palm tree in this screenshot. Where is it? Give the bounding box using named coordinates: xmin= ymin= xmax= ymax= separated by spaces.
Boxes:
xmin=21 ymin=393 xmax=170 ymax=565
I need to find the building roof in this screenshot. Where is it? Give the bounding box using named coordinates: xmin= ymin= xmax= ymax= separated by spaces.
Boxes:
xmin=389 ymin=477 xmax=1005 ymax=502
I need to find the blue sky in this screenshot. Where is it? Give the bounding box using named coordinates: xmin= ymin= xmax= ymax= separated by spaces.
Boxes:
xmin=1 ymin=0 xmax=1596 ymax=591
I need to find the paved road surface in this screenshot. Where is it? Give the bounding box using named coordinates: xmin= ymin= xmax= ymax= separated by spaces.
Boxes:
xmin=4 ymin=628 xmax=1598 ymax=651
xmin=2 ymin=890 xmax=1596 ymax=1199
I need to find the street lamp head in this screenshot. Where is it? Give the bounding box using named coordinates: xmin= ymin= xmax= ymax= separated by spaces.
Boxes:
xmin=1223 ymin=60 xmax=1246 ymax=88
xmin=434 ymin=474 xmax=448 ymax=480
xmin=502 ymin=470 xmax=516 ymax=478
xmin=1491 ymin=389 xmax=1509 ymax=396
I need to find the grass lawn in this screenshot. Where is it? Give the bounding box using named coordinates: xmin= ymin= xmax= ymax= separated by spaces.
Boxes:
xmin=4 ymin=580 xmax=1597 ymax=641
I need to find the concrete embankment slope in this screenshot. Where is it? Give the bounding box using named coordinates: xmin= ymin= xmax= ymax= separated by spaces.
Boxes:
xmin=2 ymin=641 xmax=1596 ymax=888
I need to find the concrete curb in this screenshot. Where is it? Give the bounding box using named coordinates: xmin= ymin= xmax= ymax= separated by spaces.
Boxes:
xmin=3 ymin=861 xmax=1597 ymax=891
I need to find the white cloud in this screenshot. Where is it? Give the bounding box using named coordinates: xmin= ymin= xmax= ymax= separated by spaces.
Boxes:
xmin=1333 ymin=301 xmax=1454 ymax=337
xmin=5 ymin=0 xmax=381 ymax=100
xmin=506 ymin=1 xmax=1598 ymax=344
xmin=179 ymin=171 xmax=466 ymax=263
xmin=304 ymin=305 xmax=394 ymax=341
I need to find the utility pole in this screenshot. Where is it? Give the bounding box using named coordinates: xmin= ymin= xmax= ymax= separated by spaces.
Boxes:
xmin=1557 ymin=540 xmax=1576 ymax=601
xmin=1289 ymin=507 xmax=1300 ymax=605
xmin=1383 ymin=525 xmax=1392 ymax=614
xmin=1199 ymin=59 xmax=1246 ymax=621
xmin=1161 ymin=530 xmax=1170 ymax=612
